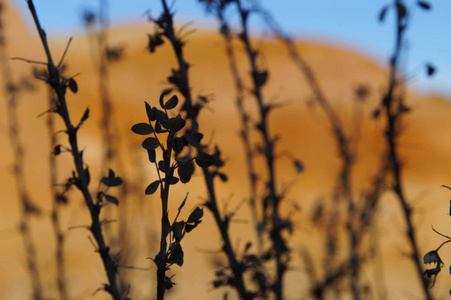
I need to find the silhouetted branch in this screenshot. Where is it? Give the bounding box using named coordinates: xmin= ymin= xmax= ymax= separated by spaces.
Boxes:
xmin=379 ymin=1 xmax=432 ymax=299
xmin=47 ymin=88 xmax=69 ymax=300
xmin=231 ymin=1 xmax=288 ymax=298
xmin=26 ymin=1 xmax=122 ymax=298
xmin=83 ymin=1 xmax=131 ymax=296
xmin=147 ymin=1 xmax=254 ymax=298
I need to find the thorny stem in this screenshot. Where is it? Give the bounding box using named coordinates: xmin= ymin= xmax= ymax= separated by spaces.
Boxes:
xmin=88 ymin=0 xmax=131 ymax=295
xmin=161 ymin=0 xmax=193 ymax=114
xmin=0 ymin=2 xmax=43 ymax=299
xmin=47 ymin=88 xmax=69 ymax=300
xmin=233 ymin=1 xmax=286 ymax=298
xmin=259 ymin=5 xmax=397 ymax=298
xmin=202 ymin=169 xmax=252 ymax=299
xmin=155 ymin=1 xmax=252 ymax=298
xmin=156 ymin=140 xmax=173 ymax=300
xmin=381 ymin=1 xmax=432 ymax=299
xmin=26 ymin=1 xmax=122 ymax=299
xmin=217 ymin=8 xmax=261 ymax=256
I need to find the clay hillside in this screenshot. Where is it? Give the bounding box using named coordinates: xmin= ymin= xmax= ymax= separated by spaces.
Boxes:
xmin=1 ymin=1 xmax=451 ymax=299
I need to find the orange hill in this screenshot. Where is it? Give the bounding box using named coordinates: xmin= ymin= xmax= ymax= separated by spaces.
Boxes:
xmin=1 ymin=1 xmax=451 ymax=299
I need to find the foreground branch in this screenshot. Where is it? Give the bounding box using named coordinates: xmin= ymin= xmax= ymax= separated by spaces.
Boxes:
xmin=26 ymin=1 xmax=121 ymax=298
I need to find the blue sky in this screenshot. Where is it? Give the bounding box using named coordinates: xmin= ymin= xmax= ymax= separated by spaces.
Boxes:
xmin=13 ymin=0 xmax=451 ymax=96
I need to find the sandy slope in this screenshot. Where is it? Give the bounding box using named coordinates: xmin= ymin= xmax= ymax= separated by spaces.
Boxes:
xmin=1 ymin=1 xmax=451 ymax=299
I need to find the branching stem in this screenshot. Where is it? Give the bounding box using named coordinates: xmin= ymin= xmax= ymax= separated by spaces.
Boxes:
xmin=26 ymin=1 xmax=122 ymax=298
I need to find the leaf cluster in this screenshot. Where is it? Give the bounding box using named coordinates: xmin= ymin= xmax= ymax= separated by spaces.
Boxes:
xmin=132 ymin=92 xmax=220 ymax=195
xmin=132 ymin=90 xmax=214 ymax=292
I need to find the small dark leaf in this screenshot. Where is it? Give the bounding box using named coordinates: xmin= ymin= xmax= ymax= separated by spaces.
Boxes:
xmin=131 ymin=123 xmax=154 ymax=135
xmin=81 ymin=107 xmax=89 ymax=123
xmin=105 ymin=194 xmax=119 ymax=205
xmin=145 ymin=102 xmax=154 ymax=122
xmin=145 ymin=180 xmax=160 ymax=195
xmin=245 ymin=242 xmax=252 ymax=252
xmin=417 ymin=1 xmax=431 ymax=10
xmin=101 ymin=170 xmax=122 ymax=186
xmin=426 ymin=63 xmax=436 ymax=77
xmin=105 ymin=46 xmax=124 ymax=62
xmin=164 ymin=275 xmax=175 ymax=290
xmin=68 ymin=78 xmax=78 ymax=93
xmin=158 ymin=160 xmax=167 ymax=173
xmin=253 ymin=70 xmax=268 ymax=87
xmin=154 ymin=108 xmax=168 ymax=123
xmin=147 ymin=33 xmax=164 ymax=53
xmin=169 ymin=115 xmax=186 ymax=132
xmin=172 ymin=221 xmax=185 ymax=242
xmin=212 ymin=146 xmax=224 ymax=167
xmin=213 ymin=279 xmax=226 ymax=288
xmin=218 ymin=172 xmax=228 ymax=182
xmin=164 ymin=95 xmax=179 ymax=110
xmin=178 ymin=160 xmax=195 ymax=183
xmin=174 ymin=137 xmax=186 ymax=153
xmin=101 ymin=176 xmax=122 ymax=187
xmin=168 ymin=244 xmax=184 ymax=266
xmin=184 ymin=132 xmax=203 ymax=148
xmin=159 ymin=89 xmax=173 ymax=109
xmin=397 ymin=2 xmax=407 ymax=19
xmin=53 ymin=145 xmax=61 ymax=156
xmin=169 ymin=177 xmax=179 ymax=185
xmin=294 ymin=160 xmax=304 ymax=173
xmin=379 ymin=5 xmax=389 ymax=22
xmin=57 ymin=194 xmax=67 ymax=204
xmin=372 ymin=108 xmax=381 ymax=119
xmin=187 ymin=207 xmax=203 ymax=223
xmin=142 ymin=137 xmax=160 ymax=150
xmin=195 ymin=152 xmax=215 ymax=168
xmin=147 ymin=148 xmax=156 ymax=163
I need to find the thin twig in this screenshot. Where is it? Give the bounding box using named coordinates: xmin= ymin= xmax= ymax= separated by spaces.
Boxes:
xmin=57 ymin=37 xmax=72 ymax=69
xmin=47 ymin=87 xmax=69 ymax=300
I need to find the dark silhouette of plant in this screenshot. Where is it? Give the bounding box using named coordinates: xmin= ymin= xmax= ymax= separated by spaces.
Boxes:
xmin=131 ymin=93 xmax=204 ymax=300
xmin=47 ymin=86 xmax=69 ymax=300
xmin=376 ymin=1 xmax=434 ymax=299
xmin=25 ymin=1 xmax=126 ymax=298
xmin=147 ymin=1 xmax=257 ymax=298
xmin=200 ymin=0 xmax=262 ymax=258
xmin=0 ymin=2 xmax=43 ymax=299
xmin=5 ymin=0 xmax=443 ymax=298
xmin=230 ymin=1 xmax=291 ymax=299
xmin=255 ymin=7 xmax=385 ymax=299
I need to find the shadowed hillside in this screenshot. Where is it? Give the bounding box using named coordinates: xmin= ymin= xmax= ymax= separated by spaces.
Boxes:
xmin=1 ymin=1 xmax=451 ymax=299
